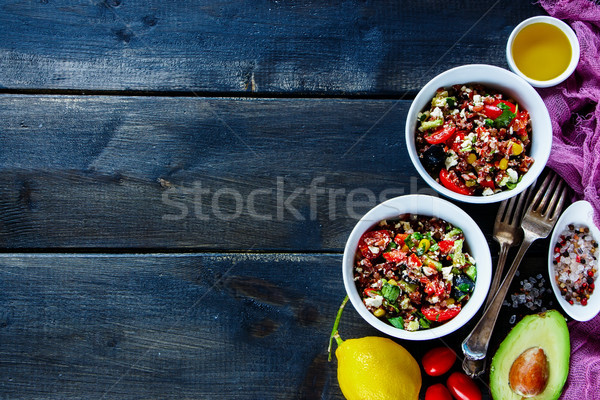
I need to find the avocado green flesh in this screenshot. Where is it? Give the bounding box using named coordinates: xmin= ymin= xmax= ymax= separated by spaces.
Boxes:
xmin=489 ymin=310 xmax=570 ymax=400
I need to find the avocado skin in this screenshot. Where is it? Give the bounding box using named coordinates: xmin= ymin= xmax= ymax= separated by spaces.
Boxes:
xmin=489 ymin=310 xmax=570 ymax=400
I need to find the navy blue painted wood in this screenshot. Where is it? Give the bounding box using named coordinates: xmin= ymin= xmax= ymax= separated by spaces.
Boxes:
xmin=0 ymin=94 xmax=500 ymax=250
xmin=0 ymin=0 xmax=543 ymax=94
xmin=0 ymin=253 xmax=551 ymax=399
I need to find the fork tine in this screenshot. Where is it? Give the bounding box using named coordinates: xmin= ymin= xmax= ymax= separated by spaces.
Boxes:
xmin=535 ymin=173 xmax=559 ymax=214
xmin=511 ymin=185 xmax=533 ymax=225
xmin=545 ymin=179 xmax=566 ymax=218
xmin=528 ymin=172 xmax=554 ymax=212
xmin=550 ymin=185 xmax=569 ymax=221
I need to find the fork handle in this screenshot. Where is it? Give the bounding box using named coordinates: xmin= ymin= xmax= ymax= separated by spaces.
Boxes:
xmin=462 ymin=232 xmax=535 ymax=360
xmin=461 ymin=241 xmax=512 ymax=377
xmin=486 ymin=242 xmax=511 ymax=310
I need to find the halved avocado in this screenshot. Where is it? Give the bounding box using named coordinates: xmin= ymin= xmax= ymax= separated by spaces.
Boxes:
xmin=490 ymin=310 xmax=570 ymax=400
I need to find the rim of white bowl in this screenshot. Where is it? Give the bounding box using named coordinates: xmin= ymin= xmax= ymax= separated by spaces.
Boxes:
xmin=405 ymin=64 xmax=552 ymax=204
xmin=342 ymin=194 xmax=492 ymax=340
xmin=506 ymin=16 xmax=580 ymax=88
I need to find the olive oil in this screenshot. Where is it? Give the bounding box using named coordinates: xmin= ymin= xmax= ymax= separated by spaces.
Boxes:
xmin=511 ymin=22 xmax=572 ymax=81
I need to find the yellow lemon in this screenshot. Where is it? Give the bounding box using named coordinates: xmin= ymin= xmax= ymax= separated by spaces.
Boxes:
xmin=328 ymin=297 xmax=422 ymax=400
xmin=336 ymin=336 xmax=421 ymax=400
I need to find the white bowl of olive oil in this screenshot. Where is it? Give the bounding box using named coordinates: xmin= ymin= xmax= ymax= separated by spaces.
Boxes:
xmin=507 ymin=16 xmax=580 ymax=88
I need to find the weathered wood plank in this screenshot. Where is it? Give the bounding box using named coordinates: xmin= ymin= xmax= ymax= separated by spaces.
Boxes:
xmin=0 ymin=0 xmax=543 ymax=94
xmin=0 ymin=253 xmax=348 ymax=399
xmin=0 ymin=252 xmax=553 ymax=399
xmin=0 ymin=94 xmax=501 ymax=250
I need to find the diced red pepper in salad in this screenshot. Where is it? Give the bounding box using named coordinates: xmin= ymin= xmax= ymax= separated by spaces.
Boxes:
xmin=439 ymin=169 xmax=474 ymax=196
xmin=421 ymin=305 xmax=462 ymax=322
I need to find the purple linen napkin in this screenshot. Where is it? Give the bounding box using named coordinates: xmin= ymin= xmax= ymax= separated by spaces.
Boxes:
xmin=537 ymin=0 xmax=600 ymax=229
xmin=536 ymin=1 xmax=600 ymax=399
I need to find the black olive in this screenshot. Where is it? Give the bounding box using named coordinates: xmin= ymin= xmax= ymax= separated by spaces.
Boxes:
xmin=452 ymin=273 xmax=475 ymax=300
xmin=422 ymin=144 xmax=446 ymax=171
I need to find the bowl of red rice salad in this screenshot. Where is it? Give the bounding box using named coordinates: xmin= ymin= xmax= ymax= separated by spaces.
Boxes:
xmin=405 ymin=64 xmax=552 ymax=204
xmin=342 ymin=195 xmax=492 ymax=340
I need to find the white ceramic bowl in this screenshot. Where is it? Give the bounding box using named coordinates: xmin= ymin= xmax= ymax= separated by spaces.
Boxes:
xmin=548 ymin=200 xmax=600 ymax=322
xmin=342 ymin=194 xmax=492 ymax=340
xmin=405 ymin=64 xmax=552 ymax=204
xmin=507 ymin=16 xmax=580 ymax=88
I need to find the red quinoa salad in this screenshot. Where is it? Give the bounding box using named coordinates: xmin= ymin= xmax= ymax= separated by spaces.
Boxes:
xmin=415 ymin=84 xmax=534 ymax=196
xmin=353 ymin=214 xmax=477 ymax=331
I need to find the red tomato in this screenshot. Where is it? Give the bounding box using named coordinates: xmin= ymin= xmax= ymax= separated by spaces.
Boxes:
xmin=408 ymin=253 xmax=422 ymax=268
xmin=382 ymin=249 xmax=407 ymax=263
xmin=450 ymin=131 xmax=466 ymax=153
xmin=446 ymin=372 xmax=482 ymax=400
xmin=438 ymin=240 xmax=455 ymax=254
xmin=510 ymin=110 xmax=529 ymax=134
xmin=479 ymin=178 xmax=495 ymax=189
xmin=421 ymin=305 xmax=461 ymax=322
xmin=425 ymin=125 xmax=457 ymax=145
xmin=358 ymin=230 xmax=391 ymax=259
xmin=422 ymin=347 xmax=457 ymax=376
xmin=439 ymin=169 xmax=474 ymax=196
xmin=394 ymin=233 xmax=409 ymax=246
xmin=425 ymin=383 xmax=453 ymax=400
xmin=482 ymin=104 xmax=502 ymax=119
xmin=494 ymin=99 xmax=517 ymax=113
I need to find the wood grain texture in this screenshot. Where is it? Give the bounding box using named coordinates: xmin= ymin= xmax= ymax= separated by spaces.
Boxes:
xmin=0 ymin=253 xmax=553 ymax=399
xmin=0 ymin=253 xmax=368 ymax=399
xmin=0 ymin=0 xmax=543 ymax=94
xmin=0 ymin=94 xmax=500 ymax=250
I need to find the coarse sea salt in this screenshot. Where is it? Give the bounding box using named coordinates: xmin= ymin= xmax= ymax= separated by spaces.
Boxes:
xmin=552 ymin=224 xmax=598 ymax=306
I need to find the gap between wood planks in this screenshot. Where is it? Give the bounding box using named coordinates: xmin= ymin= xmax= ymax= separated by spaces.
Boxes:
xmin=0 ymin=88 xmax=414 ymax=101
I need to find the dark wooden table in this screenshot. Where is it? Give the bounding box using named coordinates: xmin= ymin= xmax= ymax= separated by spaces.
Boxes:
xmin=0 ymin=1 xmax=555 ymax=398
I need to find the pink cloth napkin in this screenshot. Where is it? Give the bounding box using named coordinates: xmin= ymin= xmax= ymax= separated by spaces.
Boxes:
xmin=537 ymin=0 xmax=600 ymax=229
xmin=536 ymin=1 xmax=600 ymax=399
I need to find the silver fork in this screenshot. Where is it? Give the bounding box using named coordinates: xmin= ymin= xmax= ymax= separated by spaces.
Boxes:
xmin=461 ymin=171 xmax=568 ymax=368
xmin=461 ymin=186 xmax=532 ymax=377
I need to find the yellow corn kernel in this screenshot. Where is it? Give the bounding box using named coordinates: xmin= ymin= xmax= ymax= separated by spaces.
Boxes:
xmin=373 ymin=308 xmax=386 ymax=317
xmin=388 ymin=279 xmax=398 ymax=286
xmin=499 ymin=158 xmax=509 ymax=170
xmin=511 ymin=142 xmax=523 ymax=156
xmin=467 ymin=153 xmax=477 ymax=164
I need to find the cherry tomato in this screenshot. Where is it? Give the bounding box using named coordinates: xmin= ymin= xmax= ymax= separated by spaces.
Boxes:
xmin=358 ymin=230 xmax=391 ymax=259
xmin=422 ymin=347 xmax=457 ymax=376
xmin=382 ymin=249 xmax=407 ymax=263
xmin=425 ymin=383 xmax=453 ymax=400
xmin=421 ymin=305 xmax=461 ymax=322
xmin=482 ymin=104 xmax=502 ymax=119
xmin=437 ymin=240 xmax=455 ymax=254
xmin=446 ymin=371 xmax=482 ymax=400
xmin=494 ymin=99 xmax=517 ymax=113
xmin=439 ymin=169 xmax=474 ymax=196
xmin=425 ymin=125 xmax=457 ymax=145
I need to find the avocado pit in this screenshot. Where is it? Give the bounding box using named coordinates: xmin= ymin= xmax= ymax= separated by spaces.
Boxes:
xmin=508 ymin=347 xmax=549 ymax=397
